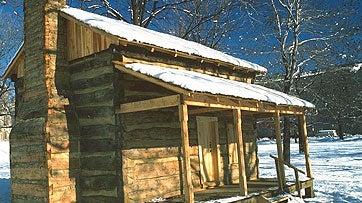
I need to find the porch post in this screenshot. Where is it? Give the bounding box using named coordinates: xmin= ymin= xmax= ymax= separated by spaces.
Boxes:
xmin=299 ymin=113 xmax=315 ymax=198
xmin=233 ymin=109 xmax=248 ymax=196
xmin=179 ymin=103 xmax=194 ymax=203
xmin=274 ymin=111 xmax=286 ymax=187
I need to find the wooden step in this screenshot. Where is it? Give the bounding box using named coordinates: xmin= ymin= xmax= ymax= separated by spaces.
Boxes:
xmin=256 ymin=193 xmax=291 ymax=203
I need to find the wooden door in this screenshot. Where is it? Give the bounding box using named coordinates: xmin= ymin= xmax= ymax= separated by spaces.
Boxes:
xmin=196 ymin=116 xmax=220 ymax=187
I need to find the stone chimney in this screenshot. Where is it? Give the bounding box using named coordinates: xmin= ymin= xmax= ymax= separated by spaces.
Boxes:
xmin=10 ymin=0 xmax=76 ymax=202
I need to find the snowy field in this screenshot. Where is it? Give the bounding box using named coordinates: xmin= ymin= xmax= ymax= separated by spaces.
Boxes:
xmin=258 ymin=135 xmax=362 ymax=203
xmin=0 ymin=135 xmax=361 ymax=203
xmin=0 ymin=141 xmax=10 ymax=203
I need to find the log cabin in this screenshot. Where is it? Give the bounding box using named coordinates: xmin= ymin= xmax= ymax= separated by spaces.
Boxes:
xmin=3 ymin=1 xmax=315 ymax=202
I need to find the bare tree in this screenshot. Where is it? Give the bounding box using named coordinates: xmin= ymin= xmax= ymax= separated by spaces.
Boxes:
xmin=69 ymin=0 xmax=191 ymax=27
xmin=244 ymin=0 xmax=361 ymax=162
xmin=68 ymin=0 xmax=253 ymax=51
xmin=168 ymin=0 xmax=249 ymax=49
xmin=0 ymin=0 xmax=23 ymax=140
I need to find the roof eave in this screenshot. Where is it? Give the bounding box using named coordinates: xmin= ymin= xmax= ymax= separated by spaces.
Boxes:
xmin=2 ymin=43 xmax=24 ymax=79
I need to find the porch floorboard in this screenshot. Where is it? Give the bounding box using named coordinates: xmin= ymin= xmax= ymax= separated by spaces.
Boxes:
xmin=164 ymin=178 xmax=313 ymax=203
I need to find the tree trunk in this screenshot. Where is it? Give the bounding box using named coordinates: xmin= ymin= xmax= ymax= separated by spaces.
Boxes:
xmin=283 ymin=117 xmax=291 ymax=163
xmin=298 ymin=116 xmax=305 ymax=153
xmin=337 ymin=116 xmax=344 ymax=140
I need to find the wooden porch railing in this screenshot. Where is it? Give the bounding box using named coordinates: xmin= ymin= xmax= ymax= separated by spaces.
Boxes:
xmin=270 ymin=155 xmax=307 ymax=198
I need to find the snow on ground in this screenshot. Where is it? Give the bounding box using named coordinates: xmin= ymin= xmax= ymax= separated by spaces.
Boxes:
xmin=0 ymin=136 xmax=361 ymax=203
xmin=0 ymin=141 xmax=10 ymax=203
xmin=258 ymin=135 xmax=362 ymax=203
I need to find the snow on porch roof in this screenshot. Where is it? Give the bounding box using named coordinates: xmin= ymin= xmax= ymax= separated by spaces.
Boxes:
xmin=123 ymin=63 xmax=315 ymax=108
xmin=61 ymin=7 xmax=267 ymax=73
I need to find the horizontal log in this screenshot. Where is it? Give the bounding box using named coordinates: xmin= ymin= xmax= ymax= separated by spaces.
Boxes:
xmin=80 ymin=154 xmax=116 ymax=170
xmin=117 ymin=95 xmax=180 ymax=114
xmin=79 ymin=175 xmax=118 ymax=191
xmin=123 ymin=121 xmax=180 ymax=132
xmin=78 ymin=116 xmax=116 ymax=126
xmin=12 ymin=194 xmax=47 ymax=203
xmin=80 ymin=124 xmax=116 ymax=139
xmin=12 ymin=182 xmax=47 ymax=197
xmin=76 ymin=106 xmax=115 ymax=119
xmin=80 ymin=139 xmax=116 ymax=153
xmin=72 ymin=87 xmax=114 ymax=105
xmin=120 ymin=109 xmax=178 ymax=125
xmin=11 ymin=118 xmax=46 ymax=137
xmin=126 ymin=175 xmax=181 ymax=200
xmin=127 ymin=161 xmax=180 ymax=180
xmin=122 ymin=147 xmax=180 ymax=160
xmin=11 ymin=168 xmax=47 ymax=180
xmin=70 ymin=73 xmax=114 ymax=91
xmin=123 ymin=127 xmax=180 ymax=141
xmin=79 ymin=195 xmax=119 ymax=203
xmin=10 ymin=149 xmax=47 ymax=164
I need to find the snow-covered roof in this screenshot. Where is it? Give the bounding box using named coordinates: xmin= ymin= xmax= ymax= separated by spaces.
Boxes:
xmin=123 ymin=63 xmax=314 ymax=108
xmin=61 ymin=7 xmax=267 ymax=73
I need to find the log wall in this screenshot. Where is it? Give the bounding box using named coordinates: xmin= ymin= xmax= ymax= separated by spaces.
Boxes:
xmin=68 ymin=50 xmax=122 ymax=202
xmin=119 ymin=72 xmax=202 ymax=202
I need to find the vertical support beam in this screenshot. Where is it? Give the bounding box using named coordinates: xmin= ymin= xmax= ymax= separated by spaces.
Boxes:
xmin=179 ymin=103 xmax=194 ymax=203
xmin=233 ymin=109 xmax=248 ymax=196
xmin=297 ymin=116 xmax=305 ymax=153
xmin=300 ymin=113 xmax=315 ymax=198
xmin=274 ymin=111 xmax=286 ymax=187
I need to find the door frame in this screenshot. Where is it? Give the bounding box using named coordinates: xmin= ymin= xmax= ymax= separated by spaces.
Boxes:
xmin=196 ymin=116 xmax=221 ymax=187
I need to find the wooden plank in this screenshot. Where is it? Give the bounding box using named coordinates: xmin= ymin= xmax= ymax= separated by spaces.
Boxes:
xmin=300 ymin=114 xmax=313 ymax=178
xmin=188 ymin=107 xmax=227 ymax=115
xmin=183 ymin=94 xmax=305 ymax=115
xmin=300 ymin=113 xmax=315 ymax=198
xmin=274 ymin=111 xmax=286 ymax=187
xmin=116 ymin=94 xmax=180 ymax=114
xmin=113 ymin=62 xmax=190 ymax=95
xmin=178 ymin=103 xmax=194 ymax=203
xmin=233 ymin=109 xmax=248 ymax=196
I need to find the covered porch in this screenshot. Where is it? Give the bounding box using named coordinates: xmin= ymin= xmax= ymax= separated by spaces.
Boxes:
xmin=114 ymin=62 xmax=315 ymax=202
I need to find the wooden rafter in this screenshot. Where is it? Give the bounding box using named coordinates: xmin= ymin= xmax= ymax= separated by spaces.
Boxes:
xmin=116 ymin=95 xmax=180 ymax=114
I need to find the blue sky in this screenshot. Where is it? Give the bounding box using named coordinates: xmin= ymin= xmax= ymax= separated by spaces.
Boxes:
xmin=1 ymin=0 xmax=361 ymax=75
